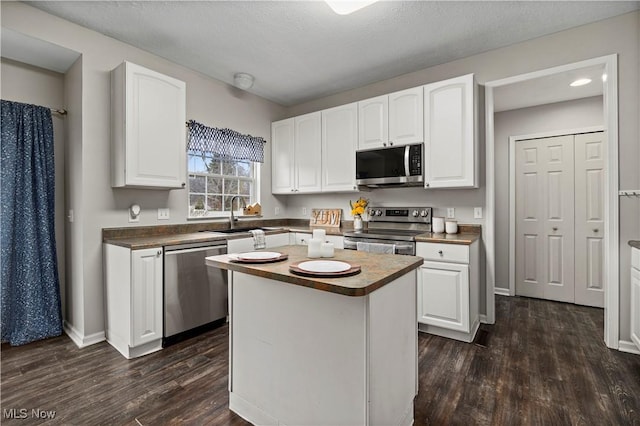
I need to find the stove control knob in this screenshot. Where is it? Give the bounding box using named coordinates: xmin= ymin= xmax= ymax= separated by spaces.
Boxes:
xmin=412 ymin=210 xmax=419 ymax=217
xmin=420 ymin=210 xmax=429 ymax=217
xmin=375 ymin=209 xmax=383 ymax=216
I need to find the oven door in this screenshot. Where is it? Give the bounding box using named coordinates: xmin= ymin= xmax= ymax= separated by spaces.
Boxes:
xmin=344 ymin=237 xmax=415 ymax=256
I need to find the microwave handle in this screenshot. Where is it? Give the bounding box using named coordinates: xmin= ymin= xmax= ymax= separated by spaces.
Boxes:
xmin=404 ymin=145 xmax=410 ymax=177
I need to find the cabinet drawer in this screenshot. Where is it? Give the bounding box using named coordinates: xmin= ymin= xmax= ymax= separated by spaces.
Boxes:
xmin=633 ymin=247 xmax=640 ymax=270
xmin=416 ymin=242 xmax=469 ymax=264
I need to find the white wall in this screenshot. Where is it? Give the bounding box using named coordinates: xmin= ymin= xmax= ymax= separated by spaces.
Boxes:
xmin=493 ymin=96 xmax=604 ymax=291
xmin=2 ymin=2 xmax=286 ymax=340
xmin=0 ymin=58 xmax=67 ymax=315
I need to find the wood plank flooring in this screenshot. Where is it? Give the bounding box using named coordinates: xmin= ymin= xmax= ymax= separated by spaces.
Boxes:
xmin=2 ymin=296 xmax=639 ymax=425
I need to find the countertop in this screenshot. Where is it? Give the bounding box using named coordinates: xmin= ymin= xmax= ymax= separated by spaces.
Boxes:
xmin=103 ymin=224 xmax=481 ymax=249
xmin=205 ymin=245 xmax=423 ymax=297
xmin=630 ymin=240 xmax=640 ymax=250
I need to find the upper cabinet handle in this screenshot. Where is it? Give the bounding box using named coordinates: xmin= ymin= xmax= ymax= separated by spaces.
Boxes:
xmin=552 ymin=227 xmax=558 ymax=231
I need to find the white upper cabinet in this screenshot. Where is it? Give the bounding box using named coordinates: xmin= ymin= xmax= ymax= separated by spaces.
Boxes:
xmin=271 ymin=113 xmax=322 ymax=194
xmin=295 ymin=112 xmax=322 ymax=193
xmin=322 ymin=103 xmax=358 ymax=192
xmin=358 ymin=87 xmax=423 ymax=150
xmin=389 ymin=86 xmax=424 ymax=146
xmin=271 ymin=118 xmax=295 ymax=194
xmin=423 ymin=73 xmax=477 ymax=188
xmin=111 ymin=61 xmax=186 ymax=189
xmin=358 ymin=95 xmax=388 ymax=150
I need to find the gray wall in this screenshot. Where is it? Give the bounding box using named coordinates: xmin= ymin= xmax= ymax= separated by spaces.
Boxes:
xmin=0 ymin=58 xmax=67 ymax=317
xmin=493 ymin=96 xmax=604 ymax=291
xmin=2 ymin=2 xmax=286 ymax=340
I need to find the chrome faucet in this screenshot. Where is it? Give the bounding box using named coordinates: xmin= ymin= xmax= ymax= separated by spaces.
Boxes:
xmin=230 ymin=195 xmax=247 ymax=229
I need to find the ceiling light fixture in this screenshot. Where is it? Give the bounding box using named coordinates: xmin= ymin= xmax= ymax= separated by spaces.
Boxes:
xmin=324 ymin=0 xmax=380 ymax=15
xmin=570 ymin=78 xmax=592 ymax=87
xmin=234 ymin=72 xmax=254 ymax=90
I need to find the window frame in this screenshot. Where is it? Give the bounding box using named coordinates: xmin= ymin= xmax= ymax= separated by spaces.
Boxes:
xmin=187 ymin=153 xmax=260 ymax=219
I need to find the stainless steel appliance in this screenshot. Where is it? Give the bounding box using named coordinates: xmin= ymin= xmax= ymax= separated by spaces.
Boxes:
xmin=163 ymin=240 xmax=228 ymax=346
xmin=356 ymin=143 xmax=423 ymax=188
xmin=343 ymin=206 xmax=432 ymax=256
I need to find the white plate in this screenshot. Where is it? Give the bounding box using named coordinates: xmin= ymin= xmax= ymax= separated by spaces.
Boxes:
xmin=237 ymin=251 xmax=282 ymax=261
xmin=297 ymin=260 xmax=351 ymax=273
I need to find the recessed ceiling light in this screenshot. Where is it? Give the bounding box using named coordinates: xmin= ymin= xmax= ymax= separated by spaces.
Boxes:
xmin=570 ymin=78 xmax=592 ymax=87
xmin=325 ymin=0 xmax=379 ymax=15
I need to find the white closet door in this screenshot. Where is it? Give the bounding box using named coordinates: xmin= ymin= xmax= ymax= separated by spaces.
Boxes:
xmin=516 ymin=135 xmax=575 ymax=303
xmin=574 ymin=132 xmax=605 ymax=308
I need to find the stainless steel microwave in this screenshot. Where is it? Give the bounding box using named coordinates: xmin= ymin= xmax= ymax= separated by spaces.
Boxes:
xmin=356 ymin=143 xmax=423 ymax=187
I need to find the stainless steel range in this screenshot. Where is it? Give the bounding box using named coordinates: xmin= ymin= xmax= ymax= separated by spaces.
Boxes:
xmin=343 ymin=206 xmax=432 ymax=256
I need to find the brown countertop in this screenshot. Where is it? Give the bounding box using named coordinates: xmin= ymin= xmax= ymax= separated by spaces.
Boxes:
xmin=630 ymin=241 xmax=640 ymax=250
xmin=205 ymin=245 xmax=423 ymax=297
xmin=414 ymin=231 xmax=481 ymax=245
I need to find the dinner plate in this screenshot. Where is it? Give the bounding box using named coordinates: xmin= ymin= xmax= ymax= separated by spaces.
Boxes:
xmin=237 ymin=251 xmax=282 ymax=261
xmin=297 ymin=260 xmax=352 ymax=273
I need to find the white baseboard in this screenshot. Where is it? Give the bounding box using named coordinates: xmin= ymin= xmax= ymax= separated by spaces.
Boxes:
xmin=494 ymin=287 xmax=511 ymax=296
xmin=64 ymin=321 xmax=106 ymax=348
xmin=618 ymin=340 xmax=640 ymax=355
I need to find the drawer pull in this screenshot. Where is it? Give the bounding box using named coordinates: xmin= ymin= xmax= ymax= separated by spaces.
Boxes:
xmin=438 ymin=250 xmax=443 ymax=256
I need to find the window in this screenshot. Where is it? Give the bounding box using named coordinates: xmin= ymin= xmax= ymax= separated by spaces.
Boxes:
xmin=188 ymin=152 xmax=258 ymax=218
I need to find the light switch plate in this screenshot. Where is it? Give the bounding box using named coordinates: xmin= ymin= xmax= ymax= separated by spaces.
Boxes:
xmin=157 ymin=208 xmax=170 ymax=220
xmin=275 ymin=206 xmax=281 ymax=216
xmin=447 ymin=208 xmax=455 ymax=218
xmin=474 ymin=207 xmax=483 ymax=219
xmin=302 ymin=207 xmax=308 ymax=216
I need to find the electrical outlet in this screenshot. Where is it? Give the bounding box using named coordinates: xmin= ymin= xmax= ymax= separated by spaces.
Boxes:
xmin=157 ymin=208 xmax=170 ymax=220
xmin=447 ymin=208 xmax=455 ymax=218
xmin=302 ymin=207 xmax=308 ymax=216
xmin=275 ymin=206 xmax=281 ymax=216
xmin=474 ymin=207 xmax=483 ymax=219
xmin=67 ymin=209 xmax=74 ymax=223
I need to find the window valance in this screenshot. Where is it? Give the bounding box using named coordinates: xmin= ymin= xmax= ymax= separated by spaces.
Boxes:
xmin=187 ymin=120 xmax=266 ymax=163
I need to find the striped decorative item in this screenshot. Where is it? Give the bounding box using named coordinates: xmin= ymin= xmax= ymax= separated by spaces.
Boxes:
xmin=187 ymin=120 xmax=266 ymax=163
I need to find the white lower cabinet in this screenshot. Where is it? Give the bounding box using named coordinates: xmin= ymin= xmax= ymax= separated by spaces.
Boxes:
xmin=416 ymin=240 xmax=479 ymax=342
xmin=631 ymin=247 xmax=640 ymax=350
xmin=291 ymin=232 xmax=344 ymax=249
xmin=104 ymin=244 xmax=164 ymax=359
xmin=227 ymin=233 xmax=291 ymax=253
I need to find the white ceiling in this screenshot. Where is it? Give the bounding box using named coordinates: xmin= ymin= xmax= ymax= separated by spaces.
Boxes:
xmin=24 ymin=1 xmax=639 ymax=107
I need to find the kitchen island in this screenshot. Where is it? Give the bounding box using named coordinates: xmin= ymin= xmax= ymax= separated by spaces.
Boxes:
xmin=206 ymin=245 xmax=423 ymax=426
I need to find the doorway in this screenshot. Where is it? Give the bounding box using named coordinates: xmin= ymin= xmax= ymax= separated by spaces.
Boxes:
xmin=484 ymin=54 xmax=619 ymax=349
xmin=512 ymin=130 xmax=605 ymax=308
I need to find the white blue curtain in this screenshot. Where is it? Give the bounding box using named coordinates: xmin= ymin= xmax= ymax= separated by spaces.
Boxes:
xmin=1 ymin=100 xmax=62 ymax=345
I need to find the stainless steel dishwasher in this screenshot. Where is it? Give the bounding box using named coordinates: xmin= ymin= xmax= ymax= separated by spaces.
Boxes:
xmin=163 ymin=240 xmax=227 ymax=346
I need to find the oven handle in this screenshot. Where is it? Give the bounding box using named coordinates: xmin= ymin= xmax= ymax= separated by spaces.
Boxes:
xmin=344 ymin=239 xmax=413 ymax=254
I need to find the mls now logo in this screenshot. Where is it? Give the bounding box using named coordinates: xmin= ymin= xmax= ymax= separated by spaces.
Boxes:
xmin=3 ymin=408 xmax=56 ymax=419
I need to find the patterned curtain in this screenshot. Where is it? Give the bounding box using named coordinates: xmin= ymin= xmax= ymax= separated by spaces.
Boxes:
xmin=1 ymin=100 xmax=62 ymax=345
xmin=187 ymin=120 xmax=266 ymax=163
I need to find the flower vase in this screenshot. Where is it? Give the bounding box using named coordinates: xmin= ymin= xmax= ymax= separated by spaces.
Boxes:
xmin=354 ymin=216 xmax=363 ymax=231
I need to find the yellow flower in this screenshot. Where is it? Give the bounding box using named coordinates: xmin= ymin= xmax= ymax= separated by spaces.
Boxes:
xmin=349 ymin=197 xmax=369 ymax=217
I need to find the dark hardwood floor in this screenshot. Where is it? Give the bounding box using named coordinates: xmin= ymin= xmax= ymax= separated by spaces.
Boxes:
xmin=2 ymin=296 xmax=639 ymax=425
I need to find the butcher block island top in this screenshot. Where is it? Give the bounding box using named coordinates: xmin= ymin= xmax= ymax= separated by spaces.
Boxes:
xmin=205 ymin=244 xmax=423 ymax=296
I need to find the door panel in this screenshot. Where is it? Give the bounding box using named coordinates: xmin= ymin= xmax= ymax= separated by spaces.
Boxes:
xmin=516 ymin=135 xmax=574 ymax=302
xmin=574 ymin=132 xmax=605 ymax=307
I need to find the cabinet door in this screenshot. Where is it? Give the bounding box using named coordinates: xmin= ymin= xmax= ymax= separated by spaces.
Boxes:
xmin=389 ymin=87 xmax=423 ymax=146
xmin=131 ymin=248 xmax=163 ymax=347
xmin=295 ymin=112 xmax=322 ymax=193
xmin=418 ymin=261 xmax=469 ymax=332
xmin=631 ymin=266 xmax=640 ymax=350
xmin=424 ymin=74 xmax=476 ymax=188
xmin=228 ymin=237 xmax=256 ymax=254
xmin=358 ymin=95 xmax=388 ymax=150
xmin=266 ymin=233 xmax=290 ymax=249
xmin=272 ymin=118 xmax=295 ymax=194
xmin=322 ymin=103 xmax=358 ymax=192
xmin=122 ymin=62 xmax=186 ymax=188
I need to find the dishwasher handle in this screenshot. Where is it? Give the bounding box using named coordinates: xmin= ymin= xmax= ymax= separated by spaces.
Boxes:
xmin=164 ymin=244 xmax=227 ymax=255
